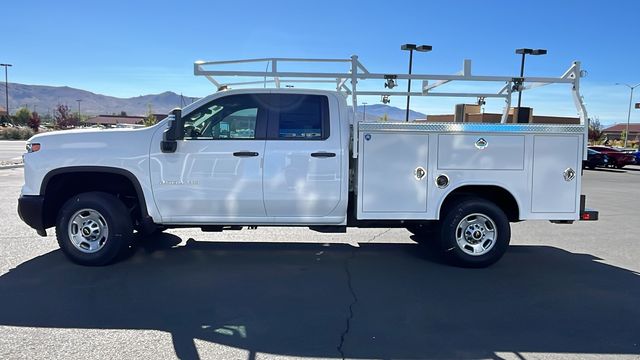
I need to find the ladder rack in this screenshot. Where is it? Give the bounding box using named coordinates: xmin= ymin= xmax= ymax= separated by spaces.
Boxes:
xmin=194 ymin=55 xmax=588 ymax=126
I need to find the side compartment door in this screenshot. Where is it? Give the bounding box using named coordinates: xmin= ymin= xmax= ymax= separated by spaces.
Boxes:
xmin=149 ymin=93 xmax=268 ymax=222
xmin=531 ymin=135 xmax=580 ymax=214
xmin=262 ymin=94 xmax=342 ymax=220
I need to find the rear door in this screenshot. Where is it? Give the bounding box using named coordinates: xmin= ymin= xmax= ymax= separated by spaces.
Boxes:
xmin=262 ymin=94 xmax=342 ymax=220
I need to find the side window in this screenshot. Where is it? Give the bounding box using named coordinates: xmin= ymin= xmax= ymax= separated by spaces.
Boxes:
xmin=183 ymin=95 xmax=262 ymax=140
xmin=273 ymin=94 xmax=329 ymax=140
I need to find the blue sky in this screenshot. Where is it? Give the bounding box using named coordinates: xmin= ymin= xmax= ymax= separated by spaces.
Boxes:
xmin=2 ymin=0 xmax=639 ymax=124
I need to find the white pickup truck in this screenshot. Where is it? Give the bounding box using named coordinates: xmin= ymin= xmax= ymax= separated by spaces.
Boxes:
xmin=17 ymin=56 xmax=598 ymax=267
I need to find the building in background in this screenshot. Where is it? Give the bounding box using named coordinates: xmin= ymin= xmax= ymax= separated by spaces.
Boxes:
xmin=601 ymin=123 xmax=640 ymax=141
xmin=85 ymin=114 xmax=166 ymax=127
xmin=417 ymin=105 xmax=579 ymax=124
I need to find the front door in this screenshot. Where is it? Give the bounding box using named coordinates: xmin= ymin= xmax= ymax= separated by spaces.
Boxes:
xmin=150 ymin=93 xmax=268 ymax=223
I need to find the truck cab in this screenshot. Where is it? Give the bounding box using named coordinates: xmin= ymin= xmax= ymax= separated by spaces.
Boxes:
xmin=149 ymin=89 xmax=349 ymax=225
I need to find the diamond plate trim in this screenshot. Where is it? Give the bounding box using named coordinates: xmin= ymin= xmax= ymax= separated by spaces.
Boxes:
xmin=358 ymin=122 xmax=586 ymax=134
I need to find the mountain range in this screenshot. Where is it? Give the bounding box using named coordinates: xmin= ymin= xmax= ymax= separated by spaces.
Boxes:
xmin=356 ymin=104 xmax=426 ymax=121
xmin=2 ymin=83 xmax=427 ymax=121
xmin=2 ymin=83 xmax=191 ymax=117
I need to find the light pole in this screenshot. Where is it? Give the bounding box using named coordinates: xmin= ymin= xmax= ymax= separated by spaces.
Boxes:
xmin=362 ymin=102 xmax=367 ymax=121
xmin=615 ymin=82 xmax=640 ymax=148
xmin=76 ymin=99 xmax=82 ymax=120
xmin=514 ymin=48 xmax=547 ymax=109
xmin=401 ymin=44 xmax=432 ymax=122
xmin=0 ymin=63 xmax=12 ymax=118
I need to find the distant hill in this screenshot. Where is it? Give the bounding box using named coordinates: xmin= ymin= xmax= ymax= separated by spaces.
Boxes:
xmin=4 ymin=83 xmax=196 ymax=116
xmin=356 ymin=104 xmax=426 ymax=121
xmin=4 ymin=83 xmax=427 ymax=121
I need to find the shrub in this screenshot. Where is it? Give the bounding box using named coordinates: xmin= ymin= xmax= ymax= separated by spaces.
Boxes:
xmin=0 ymin=127 xmax=34 ymax=140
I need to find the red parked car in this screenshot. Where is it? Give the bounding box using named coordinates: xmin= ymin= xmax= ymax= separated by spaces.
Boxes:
xmin=588 ymin=146 xmax=636 ymax=169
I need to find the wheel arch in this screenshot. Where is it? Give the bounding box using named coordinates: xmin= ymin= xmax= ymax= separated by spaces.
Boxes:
xmin=438 ymin=184 xmax=521 ymax=222
xmin=40 ymin=166 xmax=149 ymax=229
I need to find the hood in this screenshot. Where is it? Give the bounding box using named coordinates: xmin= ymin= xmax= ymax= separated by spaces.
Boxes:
xmin=26 ymin=121 xmax=166 ymax=153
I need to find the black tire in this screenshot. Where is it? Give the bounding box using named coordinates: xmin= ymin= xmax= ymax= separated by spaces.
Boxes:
xmin=438 ymin=198 xmax=510 ymax=268
xmin=56 ymin=192 xmax=133 ymax=266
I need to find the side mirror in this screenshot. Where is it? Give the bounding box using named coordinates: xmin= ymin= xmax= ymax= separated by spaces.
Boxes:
xmin=161 ymin=108 xmax=183 ymax=153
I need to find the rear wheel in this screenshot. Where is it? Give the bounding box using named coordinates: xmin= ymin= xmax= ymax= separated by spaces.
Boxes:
xmin=439 ymin=198 xmax=510 ymax=268
xmin=56 ymin=192 xmax=133 ymax=266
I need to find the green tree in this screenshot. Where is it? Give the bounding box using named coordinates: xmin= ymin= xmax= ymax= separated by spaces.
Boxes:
xmin=378 ymin=113 xmax=389 ymax=122
xmin=14 ymin=107 xmax=31 ymax=126
xmin=143 ymin=104 xmax=157 ymax=126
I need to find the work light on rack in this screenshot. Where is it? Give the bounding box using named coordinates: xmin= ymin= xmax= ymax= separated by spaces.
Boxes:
xmin=384 ymin=75 xmax=397 ymax=89
xmin=381 ymin=95 xmax=391 ymax=104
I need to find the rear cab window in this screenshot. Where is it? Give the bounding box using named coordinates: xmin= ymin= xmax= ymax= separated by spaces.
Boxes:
xmin=268 ymin=94 xmax=330 ymax=140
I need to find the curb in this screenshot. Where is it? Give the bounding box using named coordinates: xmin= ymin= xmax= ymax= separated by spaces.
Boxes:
xmin=0 ymin=163 xmax=24 ymax=170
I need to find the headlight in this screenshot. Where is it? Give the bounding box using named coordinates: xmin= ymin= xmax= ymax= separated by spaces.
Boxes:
xmin=26 ymin=143 xmax=41 ymax=153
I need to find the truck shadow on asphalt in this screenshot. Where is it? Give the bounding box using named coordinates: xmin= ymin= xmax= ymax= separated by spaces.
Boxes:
xmin=1 ymin=234 xmax=639 ymax=359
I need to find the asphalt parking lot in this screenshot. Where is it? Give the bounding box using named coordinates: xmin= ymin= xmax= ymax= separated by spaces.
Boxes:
xmin=0 ymin=166 xmax=639 ymax=360
xmin=0 ymin=140 xmax=26 ymax=165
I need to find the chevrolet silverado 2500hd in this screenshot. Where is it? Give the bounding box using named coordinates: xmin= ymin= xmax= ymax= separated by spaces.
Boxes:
xmin=17 ymin=55 xmax=598 ymax=267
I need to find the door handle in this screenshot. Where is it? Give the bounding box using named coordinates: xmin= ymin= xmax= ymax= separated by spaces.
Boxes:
xmin=311 ymin=152 xmax=336 ymax=158
xmin=233 ymin=151 xmax=259 ymax=157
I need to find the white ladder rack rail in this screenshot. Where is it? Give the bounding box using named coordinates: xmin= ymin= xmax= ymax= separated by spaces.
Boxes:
xmin=194 ymin=55 xmax=587 ymax=124
xmin=194 ymin=55 xmax=589 ymax=158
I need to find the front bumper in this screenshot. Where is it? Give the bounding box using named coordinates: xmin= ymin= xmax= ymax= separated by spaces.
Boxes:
xmin=17 ymin=195 xmax=47 ymax=236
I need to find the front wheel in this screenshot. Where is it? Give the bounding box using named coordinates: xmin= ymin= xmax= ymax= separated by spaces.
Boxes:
xmin=56 ymin=192 xmax=134 ymax=266
xmin=439 ymin=198 xmax=510 ymax=268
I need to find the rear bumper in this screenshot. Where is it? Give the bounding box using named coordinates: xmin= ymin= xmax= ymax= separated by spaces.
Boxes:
xmin=579 ymin=194 xmax=598 ymax=221
xmin=17 ymin=195 xmax=47 ymax=236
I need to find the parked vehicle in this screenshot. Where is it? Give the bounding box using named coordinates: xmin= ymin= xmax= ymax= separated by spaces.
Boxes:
xmin=588 ymin=146 xmax=636 ymax=168
xmin=17 ymin=55 xmax=598 ymax=268
xmin=620 ymin=148 xmax=640 ymax=165
xmin=583 ymin=149 xmax=609 ymax=169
